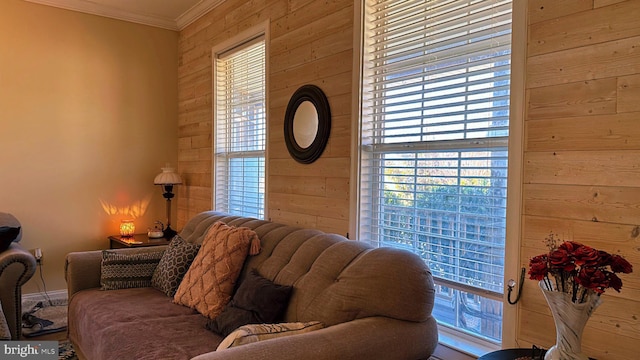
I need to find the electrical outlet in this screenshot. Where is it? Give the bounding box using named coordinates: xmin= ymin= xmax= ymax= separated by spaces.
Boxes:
xmin=34 ymin=248 xmax=42 ymax=262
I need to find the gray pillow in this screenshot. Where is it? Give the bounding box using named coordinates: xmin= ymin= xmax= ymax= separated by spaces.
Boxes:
xmin=151 ymin=235 xmax=200 ymax=297
xmin=100 ymin=250 xmax=164 ymax=290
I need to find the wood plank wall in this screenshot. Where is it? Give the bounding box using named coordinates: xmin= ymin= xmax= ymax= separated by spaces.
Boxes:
xmin=520 ymin=1 xmax=640 ymax=359
xmin=178 ymin=1 xmax=639 ymax=357
xmin=176 ymin=0 xmax=353 ymax=235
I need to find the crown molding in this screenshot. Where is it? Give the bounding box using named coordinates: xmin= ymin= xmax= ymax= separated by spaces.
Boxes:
xmin=176 ymin=0 xmax=224 ymax=30
xmin=23 ymin=0 xmax=223 ymax=31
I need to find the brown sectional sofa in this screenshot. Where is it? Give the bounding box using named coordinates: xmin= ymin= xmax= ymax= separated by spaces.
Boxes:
xmin=65 ymin=211 xmax=438 ymax=360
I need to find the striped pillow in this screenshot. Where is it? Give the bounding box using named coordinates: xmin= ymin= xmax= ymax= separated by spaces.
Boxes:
xmin=100 ymin=250 xmax=164 ymax=290
xmin=216 ymin=321 xmax=324 ymax=350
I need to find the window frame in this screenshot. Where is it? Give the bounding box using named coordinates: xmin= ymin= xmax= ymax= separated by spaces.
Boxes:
xmin=212 ymin=23 xmax=270 ymax=220
xmin=351 ymin=0 xmax=526 ymax=354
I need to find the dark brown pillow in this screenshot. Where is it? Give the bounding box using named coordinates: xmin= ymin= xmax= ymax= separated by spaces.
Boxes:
xmin=0 ymin=226 xmax=21 ymax=253
xmin=206 ymin=269 xmax=293 ymax=337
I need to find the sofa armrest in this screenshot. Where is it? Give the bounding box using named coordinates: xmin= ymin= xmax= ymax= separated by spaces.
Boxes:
xmin=0 ymin=242 xmax=37 ymax=340
xmin=191 ymin=316 xmax=438 ymax=360
xmin=65 ymin=246 xmax=167 ymax=299
xmin=65 ymin=250 xmax=103 ymax=298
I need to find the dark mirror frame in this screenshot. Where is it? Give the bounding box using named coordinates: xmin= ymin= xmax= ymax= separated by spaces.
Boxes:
xmin=284 ymin=84 xmax=331 ymax=164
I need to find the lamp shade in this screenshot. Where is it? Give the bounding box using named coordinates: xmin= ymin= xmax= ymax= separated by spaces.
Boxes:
xmin=154 ymin=164 xmax=182 ymax=185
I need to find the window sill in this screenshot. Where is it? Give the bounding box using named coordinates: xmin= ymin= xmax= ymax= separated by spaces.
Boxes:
xmin=436 ymin=325 xmax=500 ymax=359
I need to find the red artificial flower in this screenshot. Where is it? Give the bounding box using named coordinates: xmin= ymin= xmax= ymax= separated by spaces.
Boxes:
xmin=558 ymin=241 xmax=581 ymax=253
xmin=529 ymin=236 xmax=633 ymax=301
xmin=608 ymin=272 xmax=623 ymax=292
xmin=548 ymin=248 xmax=575 ymax=272
xmin=610 ymin=254 xmax=633 ymax=274
xmin=597 ymin=250 xmax=613 ymax=267
xmin=576 ymin=267 xmax=609 ymax=294
xmin=528 ymin=254 xmax=549 ymax=281
xmin=572 ymin=244 xmax=600 ymax=267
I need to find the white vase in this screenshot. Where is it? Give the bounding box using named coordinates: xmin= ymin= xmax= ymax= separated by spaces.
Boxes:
xmin=539 ymin=281 xmax=602 ymax=360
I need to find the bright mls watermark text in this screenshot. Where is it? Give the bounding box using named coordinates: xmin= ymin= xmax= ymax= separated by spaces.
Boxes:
xmin=1 ymin=341 xmax=57 ymax=359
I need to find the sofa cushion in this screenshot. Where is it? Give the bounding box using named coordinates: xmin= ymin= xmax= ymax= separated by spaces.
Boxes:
xmin=173 ymin=221 xmax=255 ymax=319
xmin=206 ymin=269 xmax=292 ymax=336
xmin=100 ymin=250 xmax=164 ymax=290
xmin=68 ymin=287 xmax=223 ymax=360
xmin=0 ymin=226 xmax=21 ymax=253
xmin=216 ymin=321 xmax=324 ymax=350
xmin=151 ymin=235 xmax=200 ymax=297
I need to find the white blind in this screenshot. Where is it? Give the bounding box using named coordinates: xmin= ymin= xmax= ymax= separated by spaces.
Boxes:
xmin=360 ymin=0 xmax=512 ymax=342
xmin=215 ymin=38 xmax=266 ymax=219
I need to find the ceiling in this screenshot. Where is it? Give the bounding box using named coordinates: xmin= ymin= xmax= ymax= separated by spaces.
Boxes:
xmin=23 ymin=0 xmax=224 ymax=31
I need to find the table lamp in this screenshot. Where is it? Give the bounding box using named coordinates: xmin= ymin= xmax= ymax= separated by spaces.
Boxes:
xmin=154 ymin=164 xmax=182 ymax=239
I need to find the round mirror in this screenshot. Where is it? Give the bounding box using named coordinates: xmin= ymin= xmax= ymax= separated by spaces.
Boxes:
xmin=293 ymin=101 xmax=318 ymax=149
xmin=284 ymin=85 xmax=331 ymax=164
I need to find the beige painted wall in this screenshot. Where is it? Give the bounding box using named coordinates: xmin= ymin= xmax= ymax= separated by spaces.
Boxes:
xmin=0 ymin=0 xmax=178 ymax=293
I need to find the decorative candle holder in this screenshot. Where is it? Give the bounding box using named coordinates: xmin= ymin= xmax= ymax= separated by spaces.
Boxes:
xmin=119 ymin=219 xmax=135 ymax=237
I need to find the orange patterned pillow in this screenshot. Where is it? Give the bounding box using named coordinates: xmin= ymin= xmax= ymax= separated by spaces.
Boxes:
xmin=173 ymin=221 xmax=255 ymax=319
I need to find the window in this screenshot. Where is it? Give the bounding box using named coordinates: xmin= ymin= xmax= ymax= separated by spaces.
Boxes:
xmin=214 ymin=37 xmax=266 ymax=219
xmin=359 ymin=0 xmax=512 ymax=344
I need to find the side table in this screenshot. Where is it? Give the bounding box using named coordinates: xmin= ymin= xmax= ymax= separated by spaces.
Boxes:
xmin=478 ymin=348 xmax=595 ymax=360
xmin=108 ymin=234 xmax=170 ymax=249
xmin=478 ymin=348 xmax=546 ymax=360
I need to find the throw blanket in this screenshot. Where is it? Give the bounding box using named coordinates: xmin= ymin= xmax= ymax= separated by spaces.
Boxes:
xmin=0 ymin=303 xmax=10 ymax=340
